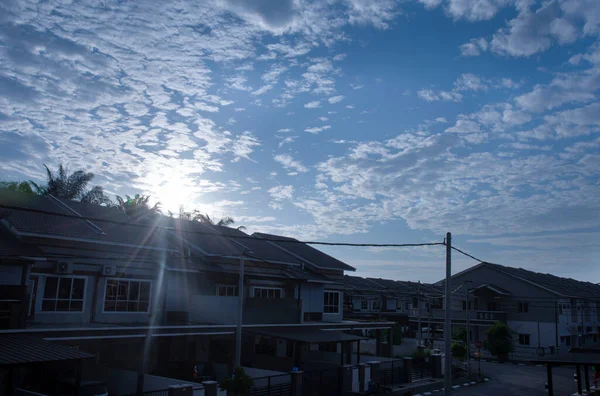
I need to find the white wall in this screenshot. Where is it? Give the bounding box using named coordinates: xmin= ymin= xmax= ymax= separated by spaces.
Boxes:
xmin=508 ymin=320 xmax=556 ymax=348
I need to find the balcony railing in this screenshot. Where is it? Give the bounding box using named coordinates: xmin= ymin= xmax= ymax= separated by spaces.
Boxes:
xmin=408 ymin=308 xmax=506 ymax=322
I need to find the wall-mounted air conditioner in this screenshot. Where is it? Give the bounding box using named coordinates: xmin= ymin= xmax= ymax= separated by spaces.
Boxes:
xmin=56 ymin=261 xmax=73 ymax=274
xmin=103 ymin=265 xmax=117 ymax=276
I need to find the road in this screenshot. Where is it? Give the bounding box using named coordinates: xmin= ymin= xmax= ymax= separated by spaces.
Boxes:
xmin=453 ymin=361 xmax=585 ymax=396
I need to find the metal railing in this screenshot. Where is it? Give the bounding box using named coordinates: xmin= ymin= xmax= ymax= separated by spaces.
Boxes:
xmin=250 ymin=373 xmax=292 ymax=396
xmin=302 ymin=367 xmax=341 ymax=396
xmin=379 ymin=359 xmax=406 ymax=387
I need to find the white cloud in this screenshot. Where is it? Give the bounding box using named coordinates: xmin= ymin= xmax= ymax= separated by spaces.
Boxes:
xmin=274 ymin=154 xmax=309 ymax=173
xmin=345 ymin=105 xmax=354 ymax=109
xmin=305 ymin=125 xmax=332 ymax=134
xmin=304 ymin=101 xmax=322 ymax=109
xmin=278 ymin=128 xmax=293 ymax=133
xmin=417 ymin=89 xmax=463 ymax=102
xmin=277 ymin=136 xmax=298 ymax=148
xmin=328 ymin=95 xmax=345 ymax=104
xmin=454 ymin=73 xmax=488 ymax=91
xmin=460 ymin=38 xmax=489 ymax=56
xmin=251 ymin=84 xmax=274 ymax=95
xmin=268 ymin=185 xmax=295 ymax=209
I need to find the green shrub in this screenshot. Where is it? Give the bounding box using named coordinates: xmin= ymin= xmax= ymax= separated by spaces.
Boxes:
xmin=219 ymin=367 xmax=253 ymax=396
xmin=451 ymin=342 xmax=467 ymax=361
xmin=484 ymin=321 xmax=514 ymax=361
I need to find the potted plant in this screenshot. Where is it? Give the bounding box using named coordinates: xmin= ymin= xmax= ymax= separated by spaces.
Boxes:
xmin=219 ymin=366 xmax=253 ymax=396
xmin=484 ymin=321 xmax=514 ymax=362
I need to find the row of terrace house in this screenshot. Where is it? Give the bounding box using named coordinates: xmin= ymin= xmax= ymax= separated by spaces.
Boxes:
xmin=0 ymin=190 xmax=392 ymax=395
xmin=342 ymin=263 xmax=600 ymax=361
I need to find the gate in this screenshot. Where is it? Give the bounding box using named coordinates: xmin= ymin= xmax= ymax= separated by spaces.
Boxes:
xmin=302 ymin=367 xmax=341 ymax=396
xmin=250 ymin=374 xmax=292 ymax=396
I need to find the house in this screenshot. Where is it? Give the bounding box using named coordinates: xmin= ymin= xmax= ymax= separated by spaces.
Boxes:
xmin=0 ymin=189 xmax=392 ymax=394
xmin=437 ymin=262 xmax=600 ymax=359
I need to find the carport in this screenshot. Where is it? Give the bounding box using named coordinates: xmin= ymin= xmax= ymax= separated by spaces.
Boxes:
xmin=532 ymin=343 xmax=600 ymax=396
xmin=0 ymin=334 xmax=94 ymax=395
xmin=249 ymin=327 xmax=368 ymax=368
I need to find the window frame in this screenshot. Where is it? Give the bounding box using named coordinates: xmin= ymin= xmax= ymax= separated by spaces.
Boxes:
xmin=371 ymin=299 xmax=381 ymax=311
xmin=323 ymin=291 xmax=341 ymax=314
xmin=518 ymin=334 xmax=531 ymax=346
xmin=252 ymin=287 xmax=283 ymax=299
xmin=360 ymin=300 xmax=368 ymax=311
xmin=102 ymin=278 xmax=152 ymax=314
xmin=518 ymin=302 xmax=529 ymax=313
xmin=41 ymin=275 xmax=87 ymax=313
xmin=216 ymin=284 xmax=238 ymax=297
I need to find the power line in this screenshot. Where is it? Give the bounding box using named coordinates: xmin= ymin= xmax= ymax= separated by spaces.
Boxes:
xmin=450 ymin=245 xmax=485 ymax=263
xmin=0 ymin=203 xmax=444 ymax=248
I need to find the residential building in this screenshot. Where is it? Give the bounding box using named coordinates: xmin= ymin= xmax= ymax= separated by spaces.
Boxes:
xmin=0 ymin=190 xmax=392 ymax=394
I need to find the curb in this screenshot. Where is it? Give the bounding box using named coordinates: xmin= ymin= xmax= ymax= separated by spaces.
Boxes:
xmin=413 ymin=378 xmax=490 ymax=395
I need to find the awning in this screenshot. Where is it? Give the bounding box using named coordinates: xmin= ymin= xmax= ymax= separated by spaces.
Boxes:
xmin=0 ymin=334 xmax=94 ymax=366
xmin=249 ymin=327 xmax=367 ymax=344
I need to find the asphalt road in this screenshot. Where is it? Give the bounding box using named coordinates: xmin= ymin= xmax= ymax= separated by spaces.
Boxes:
xmin=453 ymin=361 xmax=586 ymax=396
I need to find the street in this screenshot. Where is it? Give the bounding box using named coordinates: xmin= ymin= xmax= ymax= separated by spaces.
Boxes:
xmin=453 ymin=361 xmax=583 ymax=396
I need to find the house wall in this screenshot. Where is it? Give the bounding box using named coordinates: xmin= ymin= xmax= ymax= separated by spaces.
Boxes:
xmin=189 ymin=295 xmax=238 ymax=324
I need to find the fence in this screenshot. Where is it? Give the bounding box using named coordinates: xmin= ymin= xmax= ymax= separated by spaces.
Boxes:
xmin=412 ymin=359 xmax=432 ymax=381
xmin=302 ymin=367 xmax=342 ymax=396
xmin=250 ymin=373 xmax=292 ymax=396
xmin=379 ymin=359 xmax=406 ymax=387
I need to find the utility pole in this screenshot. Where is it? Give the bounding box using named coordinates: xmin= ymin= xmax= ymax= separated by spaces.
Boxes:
xmin=417 ymin=281 xmax=422 ymax=346
xmin=235 ymin=252 xmax=245 ymax=368
xmin=464 ymin=281 xmax=471 ymax=377
xmin=444 ymin=232 xmax=452 ymax=396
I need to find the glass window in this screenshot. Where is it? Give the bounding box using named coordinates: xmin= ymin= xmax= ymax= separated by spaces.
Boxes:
xmin=324 ymin=291 xmax=340 ymax=314
xmin=518 ymin=302 xmax=529 ymax=313
xmin=361 ymin=300 xmax=368 ymax=310
xmin=103 ymin=279 xmax=151 ymax=313
xmin=372 ymin=300 xmax=381 ymax=311
xmin=42 ymin=276 xmax=85 ymax=312
xmin=518 ymin=334 xmax=530 ymax=345
xmin=216 ymin=284 xmax=238 ymax=296
xmin=253 ymin=287 xmax=282 ymax=299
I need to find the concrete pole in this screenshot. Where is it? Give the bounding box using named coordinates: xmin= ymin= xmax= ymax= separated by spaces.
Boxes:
xmin=465 ymin=281 xmax=470 ymax=377
xmin=444 ymin=232 xmax=452 ymax=396
xmin=417 ymin=281 xmax=421 ymax=345
xmin=235 ymin=254 xmax=245 ymax=368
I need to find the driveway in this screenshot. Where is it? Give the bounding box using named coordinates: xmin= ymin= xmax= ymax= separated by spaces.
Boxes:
xmin=453 ymin=361 xmax=583 ymax=396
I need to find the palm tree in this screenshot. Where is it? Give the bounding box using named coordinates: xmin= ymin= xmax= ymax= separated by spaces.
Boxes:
xmin=178 ymin=205 xmax=242 ymax=229
xmin=0 ymin=181 xmax=35 ymax=194
xmin=29 ymin=164 xmax=111 ymax=205
xmin=116 ymin=194 xmax=161 ymax=218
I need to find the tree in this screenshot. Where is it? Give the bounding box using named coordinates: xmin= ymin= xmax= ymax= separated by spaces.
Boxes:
xmin=116 ymin=194 xmax=161 ymax=218
xmin=178 ymin=206 xmax=242 ymax=229
xmin=0 ymin=181 xmax=34 ymax=194
xmin=29 ymin=164 xmax=111 ymax=205
xmin=219 ymin=367 xmax=253 ymax=396
xmin=484 ymin=321 xmax=514 ymax=362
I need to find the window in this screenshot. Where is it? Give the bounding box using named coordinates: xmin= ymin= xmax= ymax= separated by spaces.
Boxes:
xmin=396 ymin=300 xmax=403 ymax=310
xmin=253 ymin=287 xmax=282 ymax=299
xmin=518 ymin=334 xmax=530 ymax=346
xmin=361 ymin=300 xmax=368 ymax=310
xmin=42 ymin=276 xmax=85 ymax=312
xmin=487 ymin=302 xmax=497 ymax=311
xmin=104 ymin=279 xmax=151 ymax=313
xmin=371 ymin=300 xmax=381 ymax=311
xmin=216 ymin=284 xmax=238 ymax=296
xmin=324 ymin=291 xmax=340 ymax=314
xmin=405 ymin=302 xmax=410 ymax=310
xmin=518 ymin=302 xmax=529 ymax=313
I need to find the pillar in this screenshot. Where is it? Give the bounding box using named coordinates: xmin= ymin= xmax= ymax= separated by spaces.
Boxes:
xmin=202 ymin=381 xmax=218 ymax=396
xmin=546 ymin=364 xmax=553 ymax=396
xmin=375 ymin=329 xmax=382 ymax=356
xmin=168 ymin=384 xmax=193 ymax=396
xmin=358 ymin=364 xmax=367 ymax=393
xmin=403 ymin=357 xmax=413 ymax=384
xmin=294 ymin=342 xmax=305 ymax=368
xmin=339 ymin=365 xmax=353 ymax=395
xmin=430 ymin=354 xmax=442 ymax=378
xmin=385 ymin=328 xmax=394 ymax=358
xmin=576 ymin=364 xmax=582 ymax=395
xmin=344 ymin=342 xmax=352 ymax=365
xmin=290 ymin=370 xmax=303 ymax=396
xmin=584 ymin=365 xmax=590 ymax=392
xmin=357 ymin=340 xmax=361 ymax=365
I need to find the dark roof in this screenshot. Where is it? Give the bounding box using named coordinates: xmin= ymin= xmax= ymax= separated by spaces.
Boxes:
xmin=470 ymin=283 xmax=512 ymax=296
xmin=0 ymin=226 xmax=44 ymax=258
xmin=484 ymin=263 xmax=600 ymax=299
xmin=249 ymin=328 xmax=367 ymax=343
xmin=0 ymin=334 xmax=94 ymax=366
xmin=344 ymin=275 xmax=386 ymax=291
xmin=252 ymin=232 xmax=355 ymax=271
xmin=210 ymin=226 xmax=302 ymax=265
xmin=0 ymin=190 xmax=177 ymax=252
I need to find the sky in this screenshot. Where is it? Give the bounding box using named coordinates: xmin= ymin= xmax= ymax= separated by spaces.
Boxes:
xmin=1 ymin=0 xmax=599 ymax=283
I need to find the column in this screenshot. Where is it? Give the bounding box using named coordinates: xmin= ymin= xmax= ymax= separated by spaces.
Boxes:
xmin=339 ymin=365 xmax=353 ymax=395
xmin=546 ymin=364 xmax=553 ymax=396
xmin=344 ymin=342 xmax=352 ymax=365
xmin=368 ymin=361 xmax=381 ymax=384
xmin=290 ymin=370 xmax=303 ymax=396
xmin=403 ymin=357 xmax=413 ymax=384
xmin=202 ymin=381 xmax=218 ymax=396
xmin=430 ymin=354 xmax=442 ymax=378
xmin=358 ymin=364 xmax=367 ymax=393
xmin=576 ymin=364 xmax=582 ymax=395
xmin=356 ymin=340 xmax=361 ymax=365
xmin=375 ymin=329 xmax=382 ymax=356
xmin=385 ymin=328 xmax=394 ymax=357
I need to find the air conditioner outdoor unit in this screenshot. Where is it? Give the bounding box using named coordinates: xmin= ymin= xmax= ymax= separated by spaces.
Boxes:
xmin=56 ymin=261 xmax=73 ymax=274
xmin=103 ymin=265 xmax=117 ymax=276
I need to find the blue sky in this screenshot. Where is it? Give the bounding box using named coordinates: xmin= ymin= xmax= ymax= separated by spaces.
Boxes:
xmin=1 ymin=0 xmax=599 ymax=283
